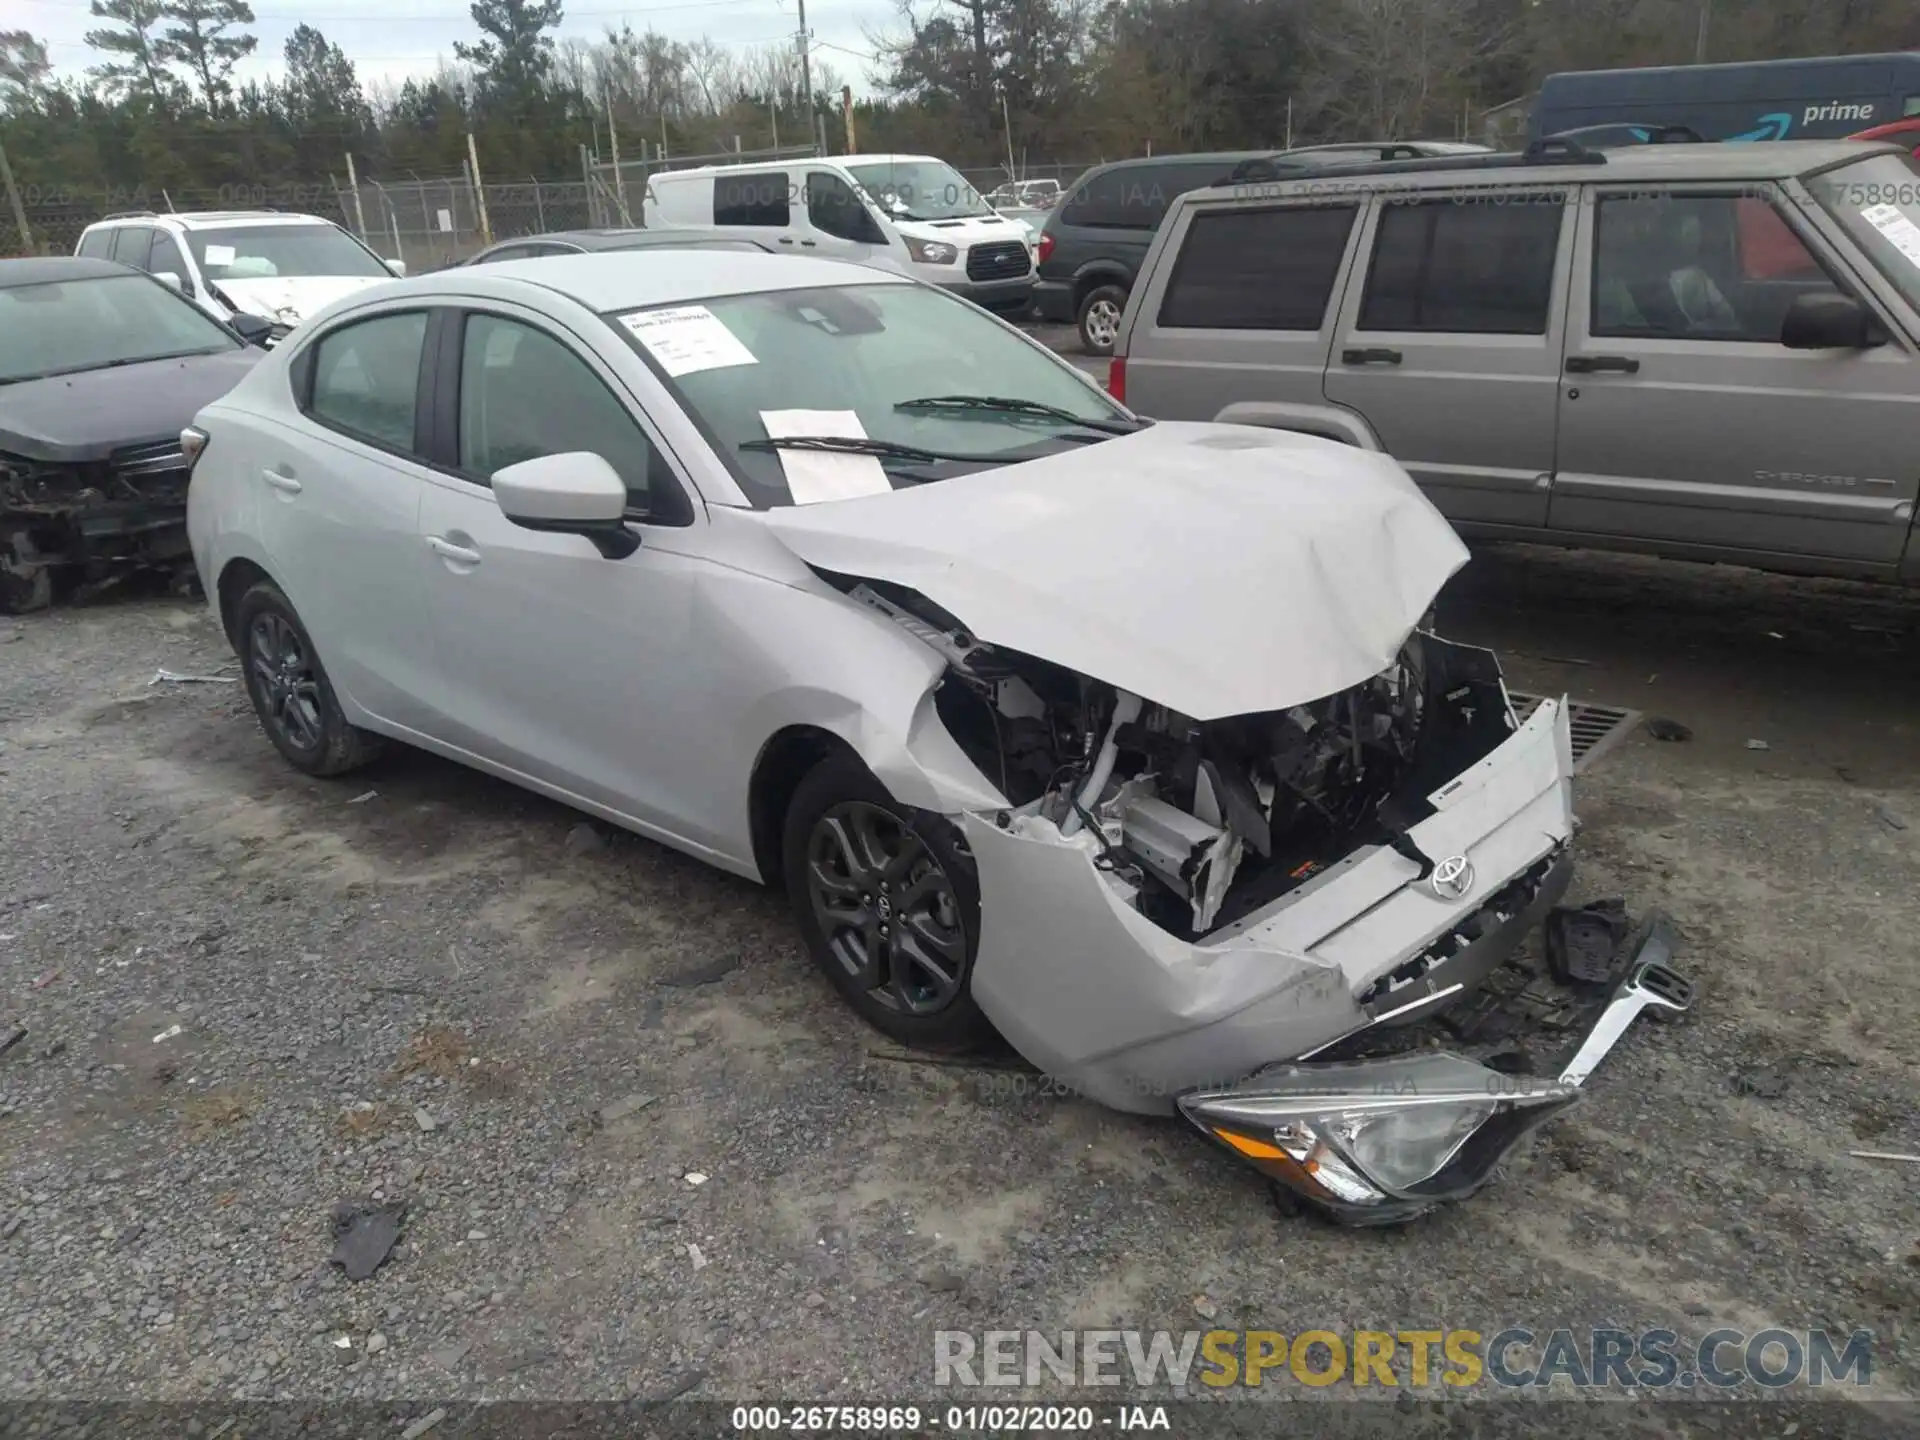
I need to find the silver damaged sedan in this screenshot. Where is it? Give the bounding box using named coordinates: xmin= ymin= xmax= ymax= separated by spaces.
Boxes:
xmin=182 ymin=252 xmax=1685 ymax=1224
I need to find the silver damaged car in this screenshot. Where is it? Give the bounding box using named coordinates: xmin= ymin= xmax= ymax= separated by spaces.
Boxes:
xmin=181 ymin=252 xmax=1686 ymax=1223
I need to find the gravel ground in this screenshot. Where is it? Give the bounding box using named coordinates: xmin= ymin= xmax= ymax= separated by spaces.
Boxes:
xmin=1 ymin=544 xmax=1916 ymax=1433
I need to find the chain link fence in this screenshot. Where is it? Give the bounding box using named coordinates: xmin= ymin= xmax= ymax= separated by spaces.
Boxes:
xmin=5 ymin=157 xmax=1105 ymax=261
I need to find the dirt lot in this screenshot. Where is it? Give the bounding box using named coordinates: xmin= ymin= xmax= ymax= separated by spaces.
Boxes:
xmin=1 ymin=542 xmax=1917 ymax=1430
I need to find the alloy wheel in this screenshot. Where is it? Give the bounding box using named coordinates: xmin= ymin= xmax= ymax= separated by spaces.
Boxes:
xmin=805 ymin=801 xmax=966 ymax=1015
xmin=248 ymin=611 xmax=324 ymax=753
xmin=1084 ymin=298 xmax=1121 ymax=349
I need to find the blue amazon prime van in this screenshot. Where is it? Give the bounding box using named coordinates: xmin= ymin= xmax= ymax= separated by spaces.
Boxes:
xmin=1530 ymin=52 xmax=1920 ymax=144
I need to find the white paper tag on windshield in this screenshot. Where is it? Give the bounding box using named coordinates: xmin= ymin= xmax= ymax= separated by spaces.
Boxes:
xmin=202 ymin=244 xmax=236 ymax=266
xmin=619 ymin=305 xmax=757 ymax=376
xmin=1861 ymin=203 xmax=1920 ymax=270
xmin=760 ymin=410 xmax=892 ymax=505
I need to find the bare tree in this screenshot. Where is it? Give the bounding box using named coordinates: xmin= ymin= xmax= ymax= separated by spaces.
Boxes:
xmin=1302 ymin=0 xmax=1519 ymax=139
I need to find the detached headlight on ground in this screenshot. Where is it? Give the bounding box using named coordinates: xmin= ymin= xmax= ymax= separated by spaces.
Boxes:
xmin=1179 ymin=1052 xmax=1579 ymax=1225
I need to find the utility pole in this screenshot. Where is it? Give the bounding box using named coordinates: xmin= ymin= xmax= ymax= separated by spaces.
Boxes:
xmin=1694 ymin=0 xmax=1711 ymax=64
xmin=0 ymin=142 xmax=32 ymax=255
xmin=795 ymin=0 xmax=815 ymax=150
xmin=605 ymin=88 xmax=630 ymax=225
xmin=842 ymin=84 xmax=856 ymax=155
xmin=1001 ymin=91 xmax=1015 ymax=182
xmin=343 ymin=152 xmax=369 ymax=240
xmin=466 ymin=133 xmax=492 ymax=245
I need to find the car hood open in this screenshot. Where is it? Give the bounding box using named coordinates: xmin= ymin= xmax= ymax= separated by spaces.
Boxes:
xmin=761 ymin=421 xmax=1469 ymax=721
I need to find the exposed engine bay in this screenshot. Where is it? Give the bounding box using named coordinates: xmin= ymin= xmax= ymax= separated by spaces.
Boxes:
xmin=0 ymin=447 xmax=193 ymax=614
xmin=847 ymin=578 xmax=1517 ymax=940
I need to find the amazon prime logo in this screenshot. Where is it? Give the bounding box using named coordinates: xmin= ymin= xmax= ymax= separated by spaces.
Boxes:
xmin=1428 ymin=854 xmax=1475 ymax=902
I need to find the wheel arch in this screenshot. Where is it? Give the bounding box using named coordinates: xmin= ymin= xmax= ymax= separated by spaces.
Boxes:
xmin=216 ymin=555 xmax=275 ymax=649
xmin=747 ymin=724 xmax=862 ymax=889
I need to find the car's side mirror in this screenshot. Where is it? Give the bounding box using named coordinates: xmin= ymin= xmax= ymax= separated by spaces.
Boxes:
xmin=386 ymin=258 xmax=408 ymax=277
xmin=1781 ymin=292 xmax=1880 ymax=350
xmin=228 ymin=312 xmax=277 ymax=347
xmin=155 ymin=270 xmax=185 ymax=292
xmin=492 ymin=452 xmax=639 ymax=558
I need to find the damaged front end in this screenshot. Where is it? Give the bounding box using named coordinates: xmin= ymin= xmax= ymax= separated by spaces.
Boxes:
xmin=0 ymin=442 xmax=194 ymax=613
xmin=841 ymin=575 xmax=1685 ymax=1222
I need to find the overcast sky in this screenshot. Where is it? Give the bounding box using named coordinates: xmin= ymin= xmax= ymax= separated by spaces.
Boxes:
xmin=20 ymin=0 xmax=896 ymax=93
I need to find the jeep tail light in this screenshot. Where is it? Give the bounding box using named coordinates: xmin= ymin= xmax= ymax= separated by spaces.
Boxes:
xmin=180 ymin=425 xmax=209 ymax=474
xmin=1036 ymin=232 xmax=1055 ymax=265
xmin=1107 ymin=355 xmax=1126 ymax=404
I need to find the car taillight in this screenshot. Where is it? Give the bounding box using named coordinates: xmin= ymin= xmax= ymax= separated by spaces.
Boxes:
xmin=180 ymin=425 xmax=209 ymax=474
xmin=1107 ymin=355 xmax=1126 ymax=404
xmin=1036 ymin=232 xmax=1055 ymax=265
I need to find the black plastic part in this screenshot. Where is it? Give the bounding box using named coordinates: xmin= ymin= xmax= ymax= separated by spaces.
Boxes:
xmin=1545 ymin=897 xmax=1634 ymax=987
xmin=506 ymin=515 xmax=641 ymax=559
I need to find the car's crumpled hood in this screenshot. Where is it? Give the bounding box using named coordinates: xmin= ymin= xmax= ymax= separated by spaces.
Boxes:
xmin=762 ymin=421 xmax=1470 ymax=721
xmin=0 ymin=349 xmax=261 ymax=464
xmin=215 ymin=274 xmax=390 ymax=322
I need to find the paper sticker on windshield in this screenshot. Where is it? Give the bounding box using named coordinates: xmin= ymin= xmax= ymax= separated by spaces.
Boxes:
xmin=1861 ymin=203 xmax=1920 ymax=270
xmin=760 ymin=409 xmax=893 ymax=505
xmin=619 ymin=305 xmax=757 ymax=377
xmin=202 ymin=244 xmax=236 ymax=266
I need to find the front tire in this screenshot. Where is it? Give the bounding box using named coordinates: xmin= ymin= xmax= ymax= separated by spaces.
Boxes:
xmin=1077 ymin=283 xmax=1127 ymax=356
xmin=782 ymin=751 xmax=989 ymax=1050
xmin=234 ymin=579 xmax=383 ymax=777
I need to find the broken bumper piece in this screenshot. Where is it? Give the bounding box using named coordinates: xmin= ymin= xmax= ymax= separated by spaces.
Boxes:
xmin=1179 ymin=919 xmax=1692 ymax=1226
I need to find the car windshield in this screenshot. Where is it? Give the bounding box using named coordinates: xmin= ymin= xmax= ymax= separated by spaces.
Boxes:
xmin=1806 ymin=152 xmax=1920 ymax=311
xmin=607 ymin=282 xmax=1132 ymax=508
xmin=0 ymin=273 xmax=238 ymax=384
xmin=845 ymin=160 xmax=991 ymax=221
xmin=186 ymin=223 xmax=391 ymax=280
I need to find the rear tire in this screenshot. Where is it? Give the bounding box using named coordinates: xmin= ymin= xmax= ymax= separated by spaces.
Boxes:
xmin=1077 ymin=283 xmax=1127 ymax=356
xmin=234 ymin=579 xmax=384 ymax=777
xmin=782 ymin=750 xmax=990 ymax=1051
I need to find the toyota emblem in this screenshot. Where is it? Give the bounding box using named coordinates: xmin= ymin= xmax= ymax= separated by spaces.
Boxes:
xmin=1428 ymin=854 xmax=1475 ymax=901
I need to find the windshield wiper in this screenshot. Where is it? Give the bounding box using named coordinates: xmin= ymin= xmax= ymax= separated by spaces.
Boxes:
xmin=894 ymin=394 xmax=1142 ymax=435
xmin=740 ymin=435 xmax=968 ymax=463
xmin=11 ymin=348 xmax=231 ymax=384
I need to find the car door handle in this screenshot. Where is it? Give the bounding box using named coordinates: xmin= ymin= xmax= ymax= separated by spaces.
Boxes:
xmin=261 ymin=468 xmax=301 ymax=494
xmin=426 ymin=536 xmax=481 ymax=566
xmin=799 ymin=239 xmax=816 ymax=247
xmin=1341 ymin=347 xmax=1402 ymax=366
xmin=777 ymin=236 xmax=796 ymax=246
xmin=1565 ymin=354 xmax=1641 ymax=374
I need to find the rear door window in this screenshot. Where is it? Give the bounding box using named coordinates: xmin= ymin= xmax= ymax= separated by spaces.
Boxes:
xmin=1158 ymin=204 xmax=1359 ymax=330
xmin=1063 ymin=162 xmax=1233 ymax=230
xmin=109 ymin=226 xmax=155 ymax=269
xmin=1359 ymin=197 xmax=1565 ymax=334
xmin=304 ymin=310 xmax=430 ymax=453
xmin=714 ymin=171 xmax=792 ymax=227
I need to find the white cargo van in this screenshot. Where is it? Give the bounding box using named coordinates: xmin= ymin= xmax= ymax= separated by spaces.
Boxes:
xmin=643 ymin=154 xmax=1035 ymax=313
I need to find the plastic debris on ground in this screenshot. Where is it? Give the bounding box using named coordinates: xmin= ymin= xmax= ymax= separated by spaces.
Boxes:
xmin=1544 ymin=897 xmax=1632 ymax=987
xmin=329 ymin=1198 xmax=407 ymax=1282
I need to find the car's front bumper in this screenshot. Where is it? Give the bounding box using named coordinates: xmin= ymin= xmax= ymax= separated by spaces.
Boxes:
xmin=962 ymin=698 xmax=1577 ymax=1116
xmin=938 ymin=274 xmax=1036 ymax=314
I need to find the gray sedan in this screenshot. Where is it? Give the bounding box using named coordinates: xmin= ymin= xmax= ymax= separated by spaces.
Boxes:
xmin=463 ymin=228 xmax=774 ymax=266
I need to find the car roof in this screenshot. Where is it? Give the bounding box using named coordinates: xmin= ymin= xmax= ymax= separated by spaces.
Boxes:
xmin=0 ymin=255 xmax=133 ymax=288
xmin=1194 ymin=138 xmax=1903 ymax=196
xmin=651 ymin=152 xmax=943 ymax=180
xmin=406 ymin=250 xmax=908 ymax=311
xmin=1089 ymin=151 xmax=1274 ymax=175
xmin=86 ymin=210 xmax=334 ymax=229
